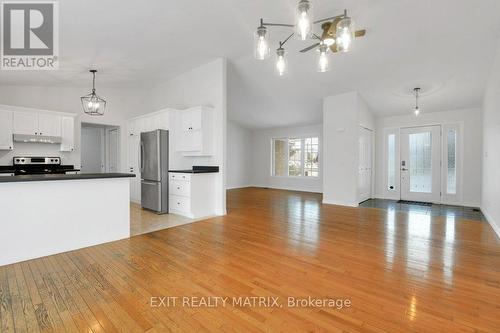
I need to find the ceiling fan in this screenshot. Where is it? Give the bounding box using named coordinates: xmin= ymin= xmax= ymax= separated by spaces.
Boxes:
xmin=300 ymin=18 xmax=367 ymax=54
xmin=254 ymin=1 xmax=367 ymax=74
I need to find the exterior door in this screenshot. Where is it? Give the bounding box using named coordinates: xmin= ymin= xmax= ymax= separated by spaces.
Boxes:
xmin=358 ymin=127 xmax=373 ymax=203
xmin=400 ymin=126 xmax=441 ymax=203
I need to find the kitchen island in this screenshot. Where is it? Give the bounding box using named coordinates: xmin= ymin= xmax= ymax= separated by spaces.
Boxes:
xmin=0 ymin=173 xmax=134 ymax=266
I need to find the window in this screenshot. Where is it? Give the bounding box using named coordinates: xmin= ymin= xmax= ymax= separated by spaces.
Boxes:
xmin=447 ymin=129 xmax=457 ymax=194
xmin=304 ymin=137 xmax=319 ymax=177
xmin=288 ymin=138 xmax=302 ymax=176
xmin=273 ymin=139 xmax=287 ymax=176
xmin=387 ymin=134 xmax=396 ymax=190
xmin=272 ymin=136 xmax=319 ymax=177
xmin=409 ymin=131 xmax=432 ymax=193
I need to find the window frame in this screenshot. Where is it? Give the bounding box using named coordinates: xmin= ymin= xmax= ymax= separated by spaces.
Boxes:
xmin=271 ymin=136 xmax=320 ymax=178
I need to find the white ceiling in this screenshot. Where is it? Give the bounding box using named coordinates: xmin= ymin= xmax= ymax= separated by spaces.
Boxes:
xmin=1 ymin=0 xmax=499 ymax=129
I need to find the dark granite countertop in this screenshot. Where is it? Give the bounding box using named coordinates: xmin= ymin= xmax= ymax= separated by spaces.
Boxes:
xmin=0 ymin=173 xmax=135 ymax=183
xmin=0 ymin=166 xmax=15 ymax=173
xmin=169 ymin=166 xmax=219 ymax=174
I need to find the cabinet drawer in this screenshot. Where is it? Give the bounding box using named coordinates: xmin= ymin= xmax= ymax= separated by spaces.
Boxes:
xmin=169 ymin=173 xmax=191 ymax=182
xmin=169 ymin=195 xmax=191 ymax=213
xmin=170 ymin=179 xmax=191 ymax=197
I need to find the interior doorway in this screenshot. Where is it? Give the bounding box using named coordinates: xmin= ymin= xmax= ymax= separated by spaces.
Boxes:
xmin=81 ymin=123 xmax=120 ymax=173
xmin=400 ymin=125 xmax=441 ymax=203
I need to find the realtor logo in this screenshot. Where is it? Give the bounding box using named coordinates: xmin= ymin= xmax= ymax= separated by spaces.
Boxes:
xmin=1 ymin=1 xmax=59 ymax=70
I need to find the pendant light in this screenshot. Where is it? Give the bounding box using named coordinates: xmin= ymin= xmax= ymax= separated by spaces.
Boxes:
xmin=295 ymin=0 xmax=313 ymax=41
xmin=276 ymin=47 xmax=287 ymax=76
xmin=336 ymin=10 xmax=354 ymax=53
xmin=81 ymin=70 xmax=106 ymax=116
xmin=413 ymin=87 xmax=421 ymax=116
xmin=317 ymin=44 xmax=330 ymax=72
xmin=254 ymin=20 xmax=270 ymax=60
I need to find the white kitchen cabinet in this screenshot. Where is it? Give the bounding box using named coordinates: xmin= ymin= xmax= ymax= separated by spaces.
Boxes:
xmin=13 ymin=111 xmax=38 ymax=135
xmin=13 ymin=111 xmax=61 ymax=137
xmin=60 ymin=116 xmax=75 ymax=152
xmin=38 ymin=113 xmax=61 ymax=137
xmin=128 ymin=134 xmax=141 ymax=203
xmin=0 ymin=110 xmax=13 ymax=150
xmin=179 ymin=106 xmax=213 ymax=156
xmin=169 ymin=172 xmax=216 ymax=218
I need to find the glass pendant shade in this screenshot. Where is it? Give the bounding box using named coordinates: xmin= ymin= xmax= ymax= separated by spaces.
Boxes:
xmin=317 ymin=44 xmax=330 ymax=72
xmin=81 ymin=70 xmax=106 ymax=116
xmin=414 ymin=107 xmax=420 ymax=116
xmin=336 ymin=16 xmax=354 ymax=52
xmin=254 ymin=26 xmax=270 ymax=60
xmin=275 ymin=48 xmax=287 ymax=76
xmin=295 ymin=0 xmax=313 ymax=41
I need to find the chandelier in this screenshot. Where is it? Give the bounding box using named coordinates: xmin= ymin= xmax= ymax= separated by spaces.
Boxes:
xmin=81 ymin=69 xmax=106 ymax=116
xmin=254 ymin=0 xmax=366 ymax=75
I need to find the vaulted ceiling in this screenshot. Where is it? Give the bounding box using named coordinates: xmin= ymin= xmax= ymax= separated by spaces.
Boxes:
xmin=1 ymin=0 xmax=499 ymax=129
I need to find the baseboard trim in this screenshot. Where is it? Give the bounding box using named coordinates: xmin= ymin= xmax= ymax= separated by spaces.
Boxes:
xmin=481 ymin=207 xmax=500 ymax=239
xmin=252 ymin=185 xmax=323 ymax=194
xmin=322 ymin=199 xmax=358 ymax=207
xmin=226 ymin=184 xmax=253 ymax=190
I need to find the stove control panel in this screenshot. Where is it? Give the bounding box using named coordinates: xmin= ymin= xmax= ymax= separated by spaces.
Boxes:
xmin=13 ymin=157 xmax=61 ymax=165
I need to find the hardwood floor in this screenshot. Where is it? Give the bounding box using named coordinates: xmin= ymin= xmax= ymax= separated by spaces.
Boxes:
xmin=1 ymin=187 xmax=499 ymax=332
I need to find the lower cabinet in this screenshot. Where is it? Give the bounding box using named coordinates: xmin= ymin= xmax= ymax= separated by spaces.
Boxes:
xmin=168 ymin=172 xmax=216 ymax=219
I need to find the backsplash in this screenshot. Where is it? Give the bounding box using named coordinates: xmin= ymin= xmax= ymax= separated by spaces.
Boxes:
xmin=0 ymin=143 xmax=80 ymax=167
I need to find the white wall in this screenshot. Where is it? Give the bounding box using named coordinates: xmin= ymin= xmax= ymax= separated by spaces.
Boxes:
xmin=323 ymin=91 xmax=375 ymax=206
xmin=251 ymin=123 xmax=323 ymax=193
xmin=0 ymin=85 xmax=146 ymax=171
xmin=227 ymin=121 xmax=253 ymax=189
xmin=482 ymin=41 xmax=500 ymax=238
xmin=142 ymin=58 xmax=227 ymax=215
xmin=375 ymin=108 xmax=483 ymax=206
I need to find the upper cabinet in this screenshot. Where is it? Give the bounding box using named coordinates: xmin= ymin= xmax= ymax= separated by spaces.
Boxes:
xmin=179 ymin=106 xmax=213 ymax=156
xmin=0 ymin=105 xmax=75 ymax=151
xmin=60 ymin=116 xmax=75 ymax=152
xmin=13 ymin=111 xmax=61 ymax=136
xmin=0 ymin=110 xmax=13 ymax=150
xmin=38 ymin=113 xmax=61 ymax=137
xmin=13 ymin=111 xmax=38 ymax=135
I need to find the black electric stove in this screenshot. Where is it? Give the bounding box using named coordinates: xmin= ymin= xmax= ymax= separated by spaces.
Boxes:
xmin=13 ymin=157 xmax=78 ymax=175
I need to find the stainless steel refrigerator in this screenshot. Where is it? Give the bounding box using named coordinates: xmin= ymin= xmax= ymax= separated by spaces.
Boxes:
xmin=141 ymin=129 xmax=169 ymax=214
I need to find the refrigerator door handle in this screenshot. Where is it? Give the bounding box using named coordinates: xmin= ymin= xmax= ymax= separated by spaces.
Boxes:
xmin=140 ymin=141 xmax=145 ymax=173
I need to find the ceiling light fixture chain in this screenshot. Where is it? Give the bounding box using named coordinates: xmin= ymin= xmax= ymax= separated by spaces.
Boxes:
xmin=254 ymin=1 xmax=366 ymax=75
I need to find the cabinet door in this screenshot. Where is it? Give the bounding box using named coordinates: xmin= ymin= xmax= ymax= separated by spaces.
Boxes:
xmin=38 ymin=113 xmax=61 ymax=136
xmin=0 ymin=110 xmax=13 ymax=150
xmin=181 ymin=108 xmax=202 ymax=131
xmin=128 ymin=134 xmax=141 ymax=202
xmin=13 ymin=111 xmax=38 ymax=135
xmin=128 ymin=134 xmax=140 ymax=174
xmin=60 ymin=116 xmax=75 ymax=151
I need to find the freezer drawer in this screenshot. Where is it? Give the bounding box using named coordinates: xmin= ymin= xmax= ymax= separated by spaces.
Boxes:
xmin=141 ymin=180 xmax=163 ymax=212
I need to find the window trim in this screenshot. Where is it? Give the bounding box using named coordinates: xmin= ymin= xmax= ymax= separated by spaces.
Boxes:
xmin=271 ymin=136 xmax=320 ymax=178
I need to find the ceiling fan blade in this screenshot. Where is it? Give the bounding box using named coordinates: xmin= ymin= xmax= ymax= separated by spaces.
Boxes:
xmin=355 ymin=29 xmax=366 ymax=37
xmin=300 ymin=43 xmax=320 ymax=53
xmin=327 ymin=17 xmax=342 ymax=36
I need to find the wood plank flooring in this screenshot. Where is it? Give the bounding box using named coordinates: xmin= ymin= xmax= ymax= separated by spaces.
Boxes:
xmin=1 ymin=187 xmax=500 ymax=332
